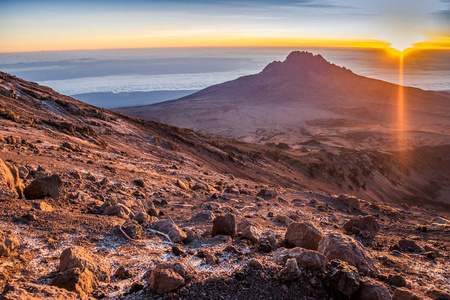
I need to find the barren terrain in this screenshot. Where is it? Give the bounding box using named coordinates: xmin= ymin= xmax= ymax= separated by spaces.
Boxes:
xmin=0 ymin=69 xmax=449 ymax=299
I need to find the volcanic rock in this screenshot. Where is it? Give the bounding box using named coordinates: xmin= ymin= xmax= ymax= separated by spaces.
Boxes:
xmin=59 ymin=246 xmax=111 ymax=282
xmin=32 ymin=201 xmax=53 ymax=212
xmin=121 ymin=220 xmax=143 ymax=239
xmin=353 ymin=278 xmax=392 ymax=300
xmin=338 ymin=194 xmax=361 ymax=211
xmin=2 ymin=281 xmax=92 ymax=300
xmin=257 ymin=188 xmax=277 ymax=199
xmin=426 ymin=289 xmax=450 ymax=300
xmin=279 ymin=258 xmax=301 ymax=281
xmin=0 ymin=229 xmax=20 ymax=257
xmin=288 ymin=247 xmax=327 ymax=270
xmin=325 ymin=259 xmax=360 ymax=296
xmin=50 ymin=268 xmax=98 ymax=295
xmin=285 ymin=222 xmax=323 ymax=250
xmin=152 ymin=218 xmax=187 ymax=243
xmin=241 ymin=225 xmax=262 ymax=243
xmin=394 ymin=239 xmax=424 ymax=253
xmin=211 ymin=214 xmax=236 ymax=238
xmin=388 ymin=274 xmax=407 ymax=288
xmin=0 ymin=158 xmax=18 ymax=198
xmin=343 ymin=216 xmax=380 ymax=237
xmin=318 ymin=232 xmax=378 ymax=275
xmin=24 ymin=174 xmax=63 ymax=199
xmin=149 ymin=265 xmax=185 ymax=295
xmin=392 ymin=288 xmax=422 ymax=300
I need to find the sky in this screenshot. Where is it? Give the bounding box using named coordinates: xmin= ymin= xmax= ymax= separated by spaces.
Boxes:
xmin=0 ymin=0 xmax=449 ymax=53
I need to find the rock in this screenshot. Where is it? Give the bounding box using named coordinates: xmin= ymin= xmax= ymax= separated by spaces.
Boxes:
xmin=211 ymin=214 xmax=236 ymax=238
xmin=121 ymin=220 xmax=143 ymax=239
xmin=176 ymin=179 xmax=189 ymax=191
xmin=149 ymin=265 xmax=185 ymax=295
xmin=285 ymin=222 xmax=323 ymax=250
xmin=172 ymin=245 xmax=185 ymax=256
xmin=114 ymin=265 xmax=133 ymax=279
xmin=426 ymin=289 xmax=450 ymax=300
xmin=288 ymin=247 xmax=327 ymax=270
xmin=392 ymin=288 xmax=422 ymax=300
xmin=50 ymin=268 xmax=98 ymax=295
xmin=190 ymin=211 xmax=215 ymax=222
xmin=353 ymin=278 xmax=392 ymax=300
xmin=338 ymin=194 xmax=361 ymax=211
xmin=274 ymin=215 xmax=293 ymax=226
xmin=279 ymin=258 xmax=301 ymax=281
xmin=0 ymin=229 xmax=20 ymax=257
xmin=133 ymin=212 xmax=149 ymax=224
xmin=2 ymin=281 xmax=92 ymax=300
xmin=24 ymin=174 xmax=63 ymax=199
xmin=241 ymin=225 xmax=262 ymax=243
xmin=325 ymin=259 xmax=360 ymax=296
xmin=225 ymin=185 xmax=240 ymax=194
xmin=257 ymin=188 xmax=277 ymax=199
xmin=0 ymin=158 xmax=18 ymax=198
xmin=132 ymin=178 xmax=145 ymax=187
xmin=248 ymin=258 xmax=263 ymax=269
xmin=388 ymin=274 xmax=407 ymax=288
xmin=318 ymin=232 xmax=378 ymax=276
xmin=152 ymin=218 xmax=187 ymax=243
xmin=99 ymin=177 xmax=110 ymax=186
xmin=205 ymin=253 xmax=218 ymax=265
xmin=18 ymin=166 xmax=29 ymax=179
xmin=394 ymin=239 xmax=424 ymax=253
xmin=61 ymin=142 xmax=82 ymax=152
xmin=32 ymin=201 xmax=53 ymax=212
xmin=59 ymin=246 xmax=111 ymax=282
xmin=343 ymin=216 xmax=380 ymax=237
xmin=85 ymin=172 xmax=97 ymax=182
xmin=103 ymin=204 xmax=129 ymax=219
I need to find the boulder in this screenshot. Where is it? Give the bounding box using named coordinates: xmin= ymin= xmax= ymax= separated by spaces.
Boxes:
xmin=133 ymin=212 xmax=149 ymax=224
xmin=190 ymin=211 xmax=215 ymax=222
xmin=285 ymin=222 xmax=323 ymax=250
xmin=343 ymin=216 xmax=380 ymax=237
xmin=279 ymin=258 xmax=301 ymax=281
xmin=257 ymin=188 xmax=277 ymax=199
xmin=338 ymin=194 xmax=361 ymax=211
xmin=1 ymin=281 xmax=92 ymax=300
xmin=426 ymin=289 xmax=450 ymax=300
xmin=32 ymin=201 xmax=53 ymax=212
xmin=50 ymin=268 xmax=98 ymax=295
xmin=318 ymin=232 xmax=378 ymax=276
xmin=24 ymin=174 xmax=63 ymax=199
xmin=211 ymin=214 xmax=236 ymax=238
xmin=392 ymin=288 xmax=422 ymax=300
xmin=353 ymin=278 xmax=392 ymax=300
xmin=0 ymin=229 xmax=20 ymax=257
xmin=152 ymin=218 xmax=187 ymax=243
xmin=0 ymin=158 xmax=18 ymax=198
xmin=149 ymin=265 xmax=185 ymax=295
xmin=288 ymin=247 xmax=327 ymax=269
xmin=241 ymin=225 xmax=262 ymax=244
xmin=274 ymin=215 xmax=293 ymax=226
xmin=325 ymin=259 xmax=360 ymax=296
xmin=132 ymin=178 xmax=145 ymax=187
xmin=59 ymin=246 xmax=111 ymax=282
xmin=388 ymin=274 xmax=407 ymax=288
xmin=394 ymin=239 xmax=424 ymax=253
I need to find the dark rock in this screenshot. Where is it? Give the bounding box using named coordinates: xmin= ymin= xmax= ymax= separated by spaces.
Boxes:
xmin=257 ymin=188 xmax=277 ymax=199
xmin=279 ymin=258 xmax=301 ymax=281
xmin=394 ymin=239 xmax=424 ymax=253
xmin=152 ymin=218 xmax=187 ymax=243
xmin=241 ymin=225 xmax=262 ymax=243
xmin=132 ymin=178 xmax=145 ymax=187
xmin=426 ymin=289 xmax=450 ymax=300
xmin=393 ymin=288 xmax=422 ymax=300
xmin=2 ymin=282 xmax=88 ymax=299
xmin=114 ymin=265 xmax=133 ymax=279
xmin=24 ymin=174 xmax=63 ymax=199
xmin=133 ymin=211 xmax=149 ymax=224
xmin=325 ymin=259 xmax=360 ymax=296
xmin=343 ymin=216 xmax=380 ymax=237
xmin=190 ymin=211 xmax=215 ymax=222
xmin=388 ymin=274 xmax=407 ymax=287
xmin=172 ymin=245 xmax=185 ymax=256
xmin=353 ymin=278 xmax=392 ymax=300
xmin=211 ymin=214 xmax=236 ymax=238
xmin=285 ymin=222 xmax=323 ymax=250
xmin=338 ymin=194 xmax=361 ymax=211
xmin=288 ymin=247 xmax=327 ymax=269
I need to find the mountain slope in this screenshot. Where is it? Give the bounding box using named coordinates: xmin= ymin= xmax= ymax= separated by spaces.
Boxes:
xmin=0 ymin=71 xmax=449 ymax=299
xmin=117 ymin=51 xmax=450 ymax=150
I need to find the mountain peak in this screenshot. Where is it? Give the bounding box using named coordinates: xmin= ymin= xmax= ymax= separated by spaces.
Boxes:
xmin=262 ymin=51 xmax=351 ymax=75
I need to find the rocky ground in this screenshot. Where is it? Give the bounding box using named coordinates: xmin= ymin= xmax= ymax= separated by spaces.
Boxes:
xmin=0 ymin=71 xmax=449 ymax=299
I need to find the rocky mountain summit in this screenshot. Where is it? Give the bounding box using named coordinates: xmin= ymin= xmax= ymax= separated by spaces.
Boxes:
xmin=0 ymin=70 xmax=449 ymax=299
